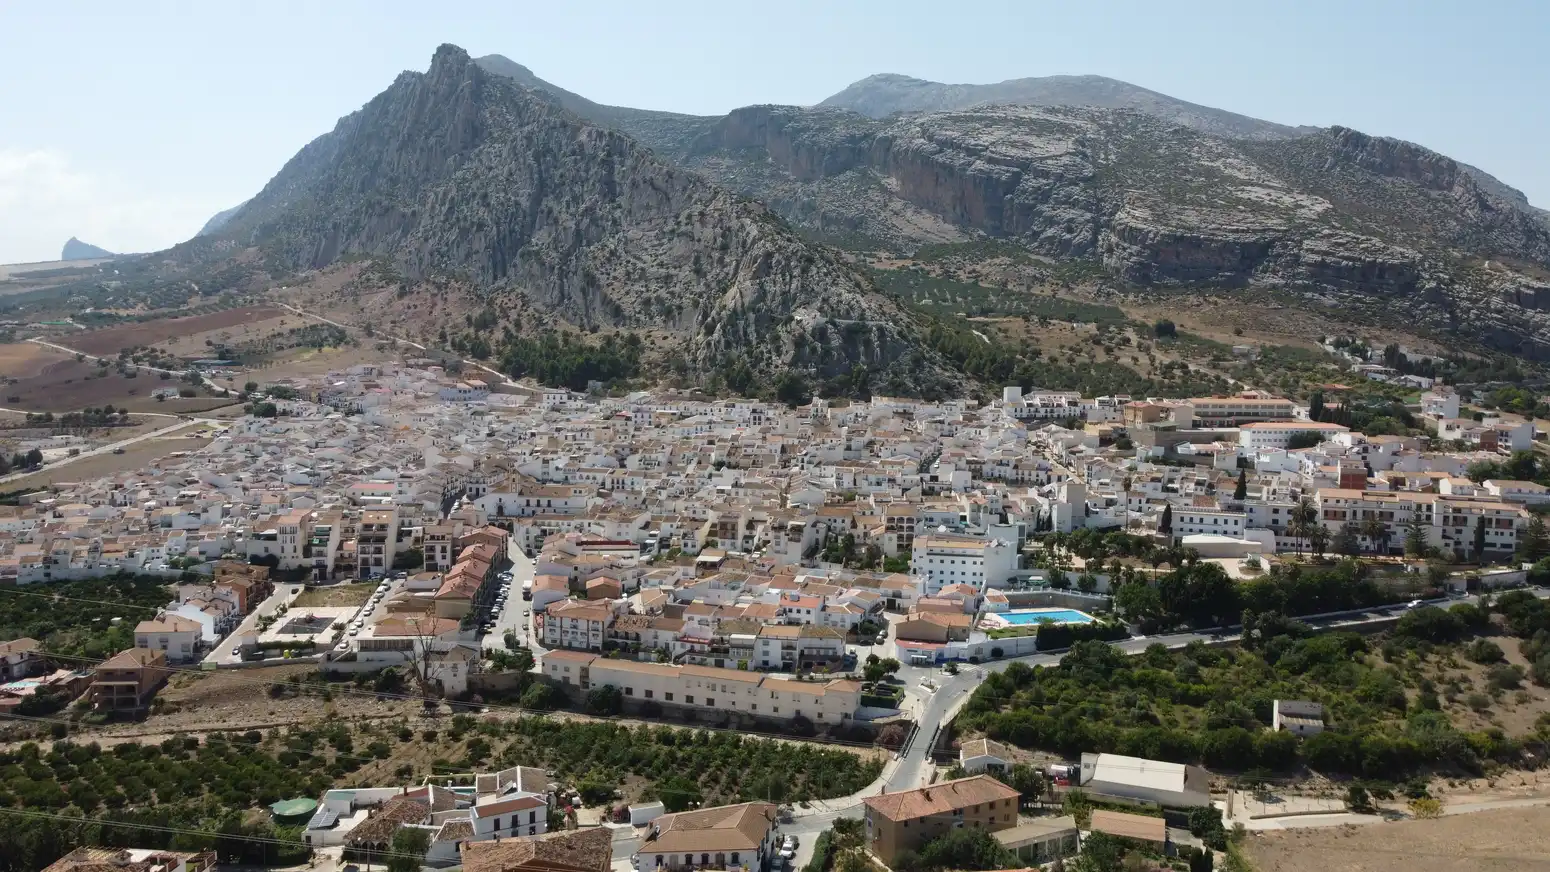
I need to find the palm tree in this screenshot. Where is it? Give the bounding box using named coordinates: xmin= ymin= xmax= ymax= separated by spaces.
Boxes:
xmin=1308 ymin=523 xmax=1331 ymax=558
xmin=1360 ymin=514 xmax=1389 ymax=556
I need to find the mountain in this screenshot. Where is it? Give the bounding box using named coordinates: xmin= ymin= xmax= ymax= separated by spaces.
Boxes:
xmin=650 ymin=103 xmax=1550 ymax=355
xmin=470 ymin=55 xmax=712 ymax=155
xmin=203 ymin=45 xmax=952 ymax=392
xmin=818 ymin=73 xmax=1320 ymax=141
xmin=61 ymin=238 xmax=113 ymax=260
xmin=196 ymin=202 xmax=248 ymax=237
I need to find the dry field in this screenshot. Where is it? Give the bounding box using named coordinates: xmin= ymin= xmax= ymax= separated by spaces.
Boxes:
xmin=292 ymin=584 xmax=375 ymax=609
xmin=1247 ymin=805 xmax=1550 ymax=871
xmin=2 ymin=431 xmax=211 ymax=490
xmin=1 ymin=343 xmax=236 ymax=413
xmin=153 ymin=310 xmax=304 ymax=358
xmin=68 ymin=306 xmax=288 ymax=356
xmin=0 ymin=342 xmax=62 ymax=379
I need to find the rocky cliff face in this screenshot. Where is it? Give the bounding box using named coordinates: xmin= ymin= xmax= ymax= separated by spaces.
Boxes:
xmin=817 ymin=72 xmax=1320 ymax=140
xmin=619 ymin=102 xmax=1548 ymax=357
xmin=205 ymin=46 xmax=952 ymax=388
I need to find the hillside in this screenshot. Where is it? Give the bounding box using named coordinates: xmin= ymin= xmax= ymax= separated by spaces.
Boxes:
xmin=460 ymin=61 xmax=1550 ymax=358
xmin=201 ymin=45 xmax=954 ymax=394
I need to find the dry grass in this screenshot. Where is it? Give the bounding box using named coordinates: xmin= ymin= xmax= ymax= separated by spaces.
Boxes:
xmin=1247 ymin=805 xmax=1550 ymax=871
xmin=292 ymin=584 xmax=375 ymax=609
xmin=2 ymin=431 xmax=210 ymax=490
xmin=68 ymin=307 xmax=288 ymax=356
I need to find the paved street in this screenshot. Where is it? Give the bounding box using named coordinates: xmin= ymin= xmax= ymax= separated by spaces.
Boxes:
xmin=483 ymin=545 xmax=547 ymax=657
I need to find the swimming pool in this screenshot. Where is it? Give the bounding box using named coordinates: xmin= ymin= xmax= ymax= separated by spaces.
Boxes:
xmin=995 ymin=608 xmax=1095 ymax=626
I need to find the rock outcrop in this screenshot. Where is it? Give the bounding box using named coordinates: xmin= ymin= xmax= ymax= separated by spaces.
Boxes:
xmin=203 ymin=45 xmax=954 ymax=389
xmin=613 ymin=103 xmax=1550 ymax=357
xmin=61 ymin=238 xmax=113 ymax=260
xmin=816 ymin=72 xmax=1320 ymax=140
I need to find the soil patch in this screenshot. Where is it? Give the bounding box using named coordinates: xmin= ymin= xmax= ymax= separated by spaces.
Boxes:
xmin=1246 ymin=805 xmax=1550 ymax=870
xmin=68 ymin=307 xmax=288 ymax=356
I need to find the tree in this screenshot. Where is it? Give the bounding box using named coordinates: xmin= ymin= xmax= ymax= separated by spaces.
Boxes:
xmin=1307 ymin=522 xmax=1331 ymax=558
xmin=1360 ymin=514 xmax=1390 ymax=556
xmin=1286 ymin=431 xmax=1325 ymax=450
xmin=1473 ymin=515 xmax=1488 ymax=563
xmin=1408 ymin=797 xmax=1442 ymax=819
xmin=1159 ymin=505 xmax=1172 ymax=534
xmin=1153 ymin=319 xmax=1177 ymax=338
xmin=1404 ymin=516 xmax=1429 ymax=558
xmin=916 ymin=827 xmax=1015 ymax=871
xmin=1072 ymin=831 xmax=1123 ymax=872
xmin=1233 ymin=469 xmax=1247 ymax=501
xmin=1114 ymin=581 xmax=1160 ymax=621
xmin=586 ymin=684 xmax=623 ymax=715
xmin=386 ymin=825 xmax=431 ymax=872
xmin=1334 ymin=522 xmax=1361 ymax=557
xmin=1521 ymin=516 xmax=1550 ymax=563
xmin=774 ymin=372 xmax=810 ymax=408
xmin=1345 ymin=784 xmax=1372 ymax=812
xmin=23 ymin=447 xmax=43 ymax=468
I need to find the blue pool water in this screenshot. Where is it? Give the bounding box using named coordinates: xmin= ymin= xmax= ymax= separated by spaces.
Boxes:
xmin=998 ymin=608 xmax=1095 ymax=625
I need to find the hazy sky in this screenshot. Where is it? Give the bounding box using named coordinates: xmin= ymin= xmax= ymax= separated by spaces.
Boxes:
xmin=2 ymin=0 xmax=1546 ymax=264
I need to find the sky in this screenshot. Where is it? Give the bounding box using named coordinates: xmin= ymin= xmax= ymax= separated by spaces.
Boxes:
xmin=1 ymin=0 xmax=1547 ymax=264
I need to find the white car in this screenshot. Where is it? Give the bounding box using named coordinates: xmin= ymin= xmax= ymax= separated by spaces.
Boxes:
xmin=1406 ymin=599 xmax=1424 ymax=610
xmin=348 ymin=627 xmax=360 ymax=636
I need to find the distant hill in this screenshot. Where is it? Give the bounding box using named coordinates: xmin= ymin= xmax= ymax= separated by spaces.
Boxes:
xmin=61 ymin=238 xmax=113 ymax=260
xmin=196 ymin=202 xmax=248 ymax=237
xmin=817 ymin=72 xmax=1319 ymax=140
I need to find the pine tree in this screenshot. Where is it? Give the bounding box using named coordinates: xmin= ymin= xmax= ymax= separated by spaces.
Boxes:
xmin=1473 ymin=515 xmax=1488 ymax=562
xmin=1233 ymin=469 xmax=1247 ymax=500
xmin=1520 ymin=516 xmax=1549 ymax=563
xmin=1159 ymin=504 xmax=1173 ymax=534
xmin=1404 ymin=516 xmax=1429 ymax=558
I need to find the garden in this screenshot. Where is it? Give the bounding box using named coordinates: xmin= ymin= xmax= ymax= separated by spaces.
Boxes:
xmin=0 ymin=575 xmax=173 ymax=660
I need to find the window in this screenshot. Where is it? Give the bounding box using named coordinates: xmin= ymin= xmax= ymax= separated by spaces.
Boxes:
xmin=493 ymin=817 xmax=502 ymax=830
xmin=645 ymin=689 xmax=654 ymax=699
xmin=625 ymin=687 xmax=634 ymax=696
xmin=731 ymin=854 xmax=739 ymax=864
xmin=665 ymin=693 xmax=673 ymax=702
xmin=686 ymin=696 xmax=694 ymax=705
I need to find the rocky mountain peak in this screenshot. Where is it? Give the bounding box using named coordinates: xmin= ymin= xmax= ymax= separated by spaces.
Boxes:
xmin=198 ymin=45 xmax=953 ymax=392
xmin=61 ymin=237 xmax=113 ymax=260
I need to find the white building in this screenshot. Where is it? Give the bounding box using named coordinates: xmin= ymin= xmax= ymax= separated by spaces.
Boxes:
xmin=1170 ymin=507 xmax=1247 ymax=542
xmin=1078 ymin=752 xmax=1211 ymax=808
xmin=1238 ymin=421 xmax=1349 ymax=451
xmin=911 ymin=529 xmax=1018 ymax=595
xmin=1271 ymin=699 xmax=1326 ymax=737
xmin=134 ymin=615 xmax=203 ymax=663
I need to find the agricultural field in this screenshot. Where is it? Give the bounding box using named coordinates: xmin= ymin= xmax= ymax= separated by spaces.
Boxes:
xmin=0 ymin=343 xmax=235 ymax=414
xmin=1 ymin=429 xmax=211 ymax=491
xmin=66 ymin=306 xmax=289 ymax=356
xmin=1247 ymin=805 xmax=1550 ymax=871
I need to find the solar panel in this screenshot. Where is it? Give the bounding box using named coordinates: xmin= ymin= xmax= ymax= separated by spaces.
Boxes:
xmin=307 ymin=808 xmax=340 ymax=830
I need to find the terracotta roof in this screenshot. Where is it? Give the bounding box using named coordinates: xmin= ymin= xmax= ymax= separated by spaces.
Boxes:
xmin=347 ymin=796 xmax=429 ymax=845
xmin=647 ymin=801 xmax=776 ymax=853
xmin=960 ymin=738 xmax=1010 ymax=761
xmin=0 ymin=637 xmax=40 ymax=656
xmin=461 ymin=827 xmax=613 ymax=872
xmin=1089 ymin=810 xmax=1166 ymax=843
xmin=863 ymin=775 xmax=1019 ymax=822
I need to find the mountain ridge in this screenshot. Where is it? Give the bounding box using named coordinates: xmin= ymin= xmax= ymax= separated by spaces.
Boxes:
xmin=198 ymin=45 xmax=955 ymax=394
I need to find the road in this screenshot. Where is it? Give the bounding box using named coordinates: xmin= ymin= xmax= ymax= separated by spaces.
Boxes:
xmin=0 ymin=415 xmax=211 ymax=486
